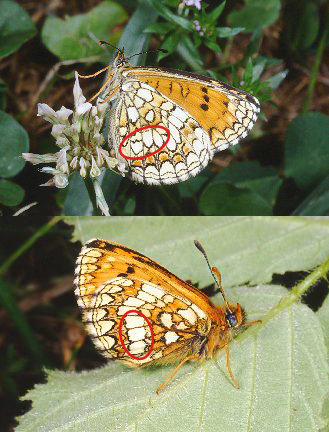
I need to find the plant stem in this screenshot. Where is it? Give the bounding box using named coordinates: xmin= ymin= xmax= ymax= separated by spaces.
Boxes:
xmin=83 ymin=177 xmax=102 ymax=215
xmin=0 ymin=216 xmax=61 ymax=277
xmin=262 ymin=255 xmax=329 ymax=324
xmin=238 ymin=254 xmax=329 ymax=342
xmin=303 ymin=8 xmax=329 ymax=112
xmin=0 ymin=280 xmax=51 ymax=366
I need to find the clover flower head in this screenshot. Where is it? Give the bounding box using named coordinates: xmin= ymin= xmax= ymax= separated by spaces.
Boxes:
xmin=23 ymin=72 xmax=125 ymax=215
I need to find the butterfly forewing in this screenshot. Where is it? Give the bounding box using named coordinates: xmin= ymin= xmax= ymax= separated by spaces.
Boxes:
xmin=130 ymin=68 xmax=260 ymax=151
xmin=74 ymin=239 xmax=213 ymax=366
xmin=105 ymin=51 xmax=260 ymax=185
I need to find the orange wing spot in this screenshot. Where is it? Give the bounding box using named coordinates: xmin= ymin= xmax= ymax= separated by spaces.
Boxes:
xmin=183 ymin=144 xmax=192 ymax=155
xmin=159 ymin=152 xmax=169 ymax=162
xmin=146 ymin=156 xmax=155 ymax=164
xmin=174 ymin=154 xmax=183 ymax=163
xmin=132 ymin=160 xmax=142 ymax=167
xmin=181 ymin=127 xmax=192 ymax=138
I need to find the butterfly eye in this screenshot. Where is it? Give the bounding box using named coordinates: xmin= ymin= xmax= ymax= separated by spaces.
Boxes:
xmin=226 ymin=313 xmax=238 ymax=328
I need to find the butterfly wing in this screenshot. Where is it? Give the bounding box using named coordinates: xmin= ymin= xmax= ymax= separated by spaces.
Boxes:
xmin=74 ymin=239 xmax=214 ymax=366
xmin=131 ymin=67 xmax=260 ymax=151
xmin=108 ymin=78 xmax=212 ymax=185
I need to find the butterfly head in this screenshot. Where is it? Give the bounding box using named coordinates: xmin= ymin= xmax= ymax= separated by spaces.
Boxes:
xmin=113 ymin=48 xmax=128 ymax=68
xmin=225 ymin=303 xmax=245 ymax=329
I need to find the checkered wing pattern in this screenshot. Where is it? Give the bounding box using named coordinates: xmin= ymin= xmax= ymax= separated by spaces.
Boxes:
xmin=108 ymin=80 xmax=212 ymax=185
xmin=74 ymin=239 xmax=212 ymax=366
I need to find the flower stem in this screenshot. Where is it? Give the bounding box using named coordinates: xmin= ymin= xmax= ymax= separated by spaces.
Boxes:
xmin=83 ymin=177 xmax=102 ymax=215
xmin=303 ymin=6 xmax=329 ymax=112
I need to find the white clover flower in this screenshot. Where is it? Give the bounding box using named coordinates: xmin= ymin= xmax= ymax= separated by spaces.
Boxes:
xmin=183 ymin=0 xmax=202 ymax=10
xmin=23 ymin=72 xmax=124 ymax=215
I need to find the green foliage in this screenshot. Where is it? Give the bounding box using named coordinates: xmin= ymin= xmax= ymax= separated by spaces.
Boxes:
xmin=145 ymin=0 xmax=244 ymax=60
xmin=284 ymin=113 xmax=329 ymax=191
xmin=199 ymin=162 xmax=282 ymax=215
xmin=0 ymin=0 xmax=36 ymax=57
xmin=0 ymin=111 xmax=28 ymax=177
xmin=0 ymin=111 xmax=28 ymax=208
xmin=1 ymin=0 xmax=327 ymax=215
xmin=41 ymin=1 xmax=127 ymax=61
xmin=200 ymin=183 xmax=271 ymax=215
xmin=284 ymin=0 xmax=321 ymax=54
xmin=0 ymin=179 xmax=24 ymax=207
xmin=228 ymin=0 xmax=281 ymax=32
xmin=16 ymin=216 xmax=329 ymax=431
xmin=292 ymin=175 xmax=329 ymax=216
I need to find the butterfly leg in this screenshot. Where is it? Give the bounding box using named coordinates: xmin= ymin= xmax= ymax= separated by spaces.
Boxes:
xmin=243 ymin=319 xmax=262 ymax=327
xmin=225 ymin=343 xmax=240 ymax=389
xmin=156 ymin=354 xmax=199 ymax=394
xmin=78 ymin=65 xmax=112 ymax=79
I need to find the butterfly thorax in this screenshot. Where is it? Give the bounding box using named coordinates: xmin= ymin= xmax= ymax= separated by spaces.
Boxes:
xmin=203 ymin=302 xmax=245 ymax=359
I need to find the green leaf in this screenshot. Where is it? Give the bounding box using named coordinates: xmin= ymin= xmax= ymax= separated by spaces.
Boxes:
xmin=143 ymin=22 xmax=174 ymax=34
xmin=177 ymin=171 xmax=211 ymax=199
xmin=292 ymin=175 xmax=329 ymax=216
xmin=16 ymin=219 xmax=329 ymax=430
xmin=0 ymin=0 xmax=36 ymax=58
xmin=207 ymin=1 xmax=226 ymax=24
xmin=176 ymin=35 xmax=204 ymax=71
xmin=41 ymin=1 xmax=127 ymax=61
xmin=200 ymin=183 xmax=272 ymax=215
xmin=285 ymin=1 xmax=320 ymax=52
xmin=17 ymin=278 xmax=329 ymax=430
xmin=204 ymin=39 xmax=221 ymax=52
xmin=65 ymin=217 xmax=329 ymax=289
xmin=18 ymin=219 xmax=329 ymax=430
xmin=243 ymin=57 xmax=254 ymax=83
xmin=0 ymin=111 xmax=29 ymax=178
xmin=63 ymin=173 xmax=93 ymax=216
xmin=265 ymin=69 xmax=288 ymax=89
xmin=216 ymin=26 xmax=244 ymax=38
xmin=0 ymin=179 xmax=24 ymax=206
xmin=211 ymin=161 xmax=282 ymax=207
xmin=228 ymin=0 xmax=281 ymax=32
xmin=284 ymin=112 xmax=329 ymax=191
xmin=159 ymin=32 xmax=181 ymax=59
xmin=146 ymin=0 xmax=193 ymax=31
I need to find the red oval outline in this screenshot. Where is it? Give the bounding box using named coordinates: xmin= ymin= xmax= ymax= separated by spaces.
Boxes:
xmin=118 ymin=125 xmax=170 ymax=161
xmin=118 ymin=309 xmax=154 ymax=360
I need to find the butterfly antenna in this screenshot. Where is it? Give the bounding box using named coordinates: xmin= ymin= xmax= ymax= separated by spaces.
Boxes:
xmin=194 ymin=240 xmax=231 ymax=312
xmin=98 ymin=40 xmax=121 ymax=52
xmin=127 ymin=48 xmax=168 ymax=61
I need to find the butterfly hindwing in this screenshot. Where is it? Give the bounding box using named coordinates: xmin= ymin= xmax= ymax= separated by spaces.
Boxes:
xmin=109 ymin=79 xmax=212 ymax=185
xmin=74 ymin=239 xmax=211 ymax=366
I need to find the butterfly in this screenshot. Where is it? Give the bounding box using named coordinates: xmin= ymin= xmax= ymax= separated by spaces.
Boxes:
xmin=74 ymin=238 xmax=261 ymax=393
xmin=81 ymin=46 xmax=260 ymax=185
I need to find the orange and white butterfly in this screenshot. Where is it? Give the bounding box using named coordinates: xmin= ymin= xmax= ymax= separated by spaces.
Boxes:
xmin=85 ymin=47 xmax=260 ymax=185
xmin=74 ymin=239 xmax=260 ymax=393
